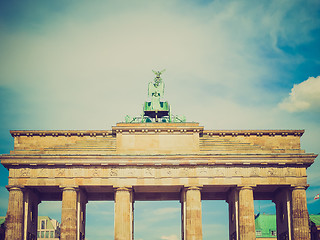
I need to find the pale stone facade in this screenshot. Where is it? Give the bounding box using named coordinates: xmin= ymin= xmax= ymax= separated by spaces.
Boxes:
xmin=38 ymin=216 xmax=60 ymax=239
xmin=0 ymin=122 xmax=317 ymax=240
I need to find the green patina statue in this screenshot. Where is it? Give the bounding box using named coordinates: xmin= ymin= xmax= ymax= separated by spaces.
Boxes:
xmin=148 ymin=70 xmax=165 ymax=111
xmin=125 ymin=70 xmax=186 ymax=123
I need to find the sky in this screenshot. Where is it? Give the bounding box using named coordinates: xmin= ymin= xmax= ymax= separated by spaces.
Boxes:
xmin=0 ymin=0 xmax=320 ymax=239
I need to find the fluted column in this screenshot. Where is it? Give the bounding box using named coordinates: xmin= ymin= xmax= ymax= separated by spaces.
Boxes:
xmin=238 ymin=186 xmax=255 ymax=240
xmin=182 ymin=186 xmax=202 ymax=240
xmin=5 ymin=186 xmax=24 ymax=240
xmin=114 ymin=187 xmax=133 ymax=240
xmin=61 ymin=187 xmax=78 ymax=240
xmin=291 ymin=186 xmax=310 ymax=240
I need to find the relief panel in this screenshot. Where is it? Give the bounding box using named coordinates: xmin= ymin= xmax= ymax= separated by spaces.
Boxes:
xmin=20 ymin=168 xmax=31 ymax=177
xmin=9 ymin=165 xmax=306 ymax=185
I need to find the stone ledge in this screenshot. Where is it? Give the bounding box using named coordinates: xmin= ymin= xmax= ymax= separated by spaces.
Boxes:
xmin=203 ymin=130 xmax=304 ymax=137
xmin=113 ymin=122 xmax=203 ymax=134
xmin=10 ymin=129 xmax=304 ymax=137
xmin=10 ymin=130 xmax=114 ymax=137
xmin=1 ymin=154 xmax=316 ymax=167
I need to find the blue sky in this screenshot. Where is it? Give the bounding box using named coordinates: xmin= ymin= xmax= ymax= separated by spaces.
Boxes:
xmin=0 ymin=0 xmax=320 ymax=239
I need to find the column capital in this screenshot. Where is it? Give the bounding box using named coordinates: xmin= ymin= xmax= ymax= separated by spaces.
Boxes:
xmin=113 ymin=186 xmax=133 ymax=192
xmin=184 ymin=186 xmax=203 ymax=191
xmin=60 ymin=186 xmax=79 ymax=192
xmin=6 ymin=185 xmax=24 ymax=191
xmin=237 ymin=185 xmax=255 ymax=190
xmin=291 ymin=185 xmax=309 ymax=190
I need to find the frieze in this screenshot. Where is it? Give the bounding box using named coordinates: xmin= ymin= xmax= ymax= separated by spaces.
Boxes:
xmin=9 ymin=165 xmax=306 ymax=179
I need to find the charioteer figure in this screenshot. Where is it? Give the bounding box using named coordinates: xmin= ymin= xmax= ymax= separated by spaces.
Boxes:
xmin=125 ymin=70 xmax=186 ymax=123
xmin=143 ymin=70 xmax=169 ymax=122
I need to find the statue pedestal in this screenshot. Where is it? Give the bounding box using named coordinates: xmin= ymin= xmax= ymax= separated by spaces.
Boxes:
xmin=113 ymin=123 xmax=203 ymax=154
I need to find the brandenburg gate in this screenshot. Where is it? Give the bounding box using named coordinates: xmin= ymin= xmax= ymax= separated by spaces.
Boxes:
xmin=0 ymin=71 xmax=317 ymax=240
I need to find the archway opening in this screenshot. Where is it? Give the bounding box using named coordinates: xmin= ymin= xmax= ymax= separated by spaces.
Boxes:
xmin=134 ymin=201 xmax=181 ymax=240
xmin=86 ymin=201 xmax=114 ymax=240
xmin=254 ymin=200 xmax=276 ymax=238
xmin=202 ymin=200 xmax=229 ymax=240
xmin=38 ymin=201 xmax=62 ymax=239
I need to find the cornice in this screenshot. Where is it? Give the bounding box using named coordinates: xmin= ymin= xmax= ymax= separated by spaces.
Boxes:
xmin=9 ymin=129 xmax=305 ymax=137
xmin=112 ymin=123 xmax=203 ymax=134
xmin=1 ymin=153 xmax=316 ymax=168
xmin=10 ymin=130 xmax=114 ymax=137
xmin=203 ymin=130 xmax=304 ymax=137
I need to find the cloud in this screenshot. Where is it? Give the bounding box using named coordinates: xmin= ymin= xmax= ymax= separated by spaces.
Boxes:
xmin=202 ymin=222 xmax=229 ymax=240
xmin=86 ymin=201 xmax=114 ymax=216
xmin=279 ymin=76 xmax=320 ymax=112
xmin=134 ymin=202 xmax=181 ymax=239
xmin=153 ymin=207 xmax=180 ymax=216
xmin=161 ymin=234 xmax=179 ymax=240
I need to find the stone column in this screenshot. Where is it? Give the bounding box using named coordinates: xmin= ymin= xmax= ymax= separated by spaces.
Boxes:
xmin=273 ymin=188 xmax=292 ymax=240
xmin=114 ymin=187 xmax=134 ymax=240
xmin=291 ymin=186 xmax=310 ymax=240
xmin=5 ymin=186 xmax=24 ymax=240
xmin=238 ymin=186 xmax=255 ymax=240
xmin=182 ymin=186 xmax=202 ymax=240
xmin=23 ymin=189 xmax=40 ymax=240
xmin=61 ymin=187 xmax=78 ymax=240
xmin=227 ymin=188 xmax=239 ymax=240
